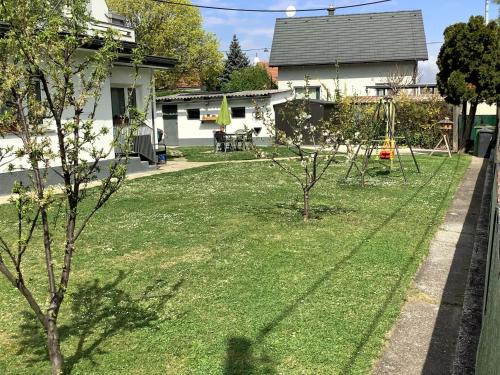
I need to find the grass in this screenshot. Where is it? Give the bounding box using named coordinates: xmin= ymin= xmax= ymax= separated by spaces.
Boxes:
xmin=170 ymin=146 xmax=297 ymax=162
xmin=0 ymin=154 xmax=470 ymax=374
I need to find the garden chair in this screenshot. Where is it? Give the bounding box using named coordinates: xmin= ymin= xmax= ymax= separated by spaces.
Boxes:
xmin=244 ymin=130 xmax=254 ymax=150
xmin=214 ymin=131 xmax=232 ymax=152
xmin=234 ymin=129 xmax=246 ymax=151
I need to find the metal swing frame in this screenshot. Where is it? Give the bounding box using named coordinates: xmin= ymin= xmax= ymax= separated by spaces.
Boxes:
xmin=345 ymin=97 xmax=420 ymax=183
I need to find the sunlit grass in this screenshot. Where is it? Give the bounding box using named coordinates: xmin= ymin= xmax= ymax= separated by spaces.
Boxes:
xmin=0 ymin=154 xmax=470 ymax=374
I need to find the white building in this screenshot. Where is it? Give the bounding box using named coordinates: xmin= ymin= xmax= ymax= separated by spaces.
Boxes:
xmin=270 ymin=10 xmax=428 ymax=99
xmin=156 ymin=90 xmax=292 ymax=146
xmin=0 ymin=0 xmax=176 ymax=194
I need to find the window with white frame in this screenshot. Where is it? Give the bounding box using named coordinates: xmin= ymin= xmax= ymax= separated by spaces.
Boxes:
xmin=294 ymin=86 xmax=321 ymax=100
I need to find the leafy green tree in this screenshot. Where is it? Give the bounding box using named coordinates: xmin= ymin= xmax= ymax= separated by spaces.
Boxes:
xmin=222 ymin=65 xmax=276 ymax=92
xmin=436 ymin=16 xmax=499 ymax=151
xmin=220 ymin=35 xmax=250 ymax=86
xmin=0 ymin=1 xmax=144 ymax=373
xmin=107 ymin=0 xmax=224 ymax=90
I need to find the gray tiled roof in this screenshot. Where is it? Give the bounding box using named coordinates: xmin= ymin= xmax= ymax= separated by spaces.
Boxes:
xmin=270 ymin=10 xmax=428 ymax=67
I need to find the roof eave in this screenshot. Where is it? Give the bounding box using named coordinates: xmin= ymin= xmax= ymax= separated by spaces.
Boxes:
xmin=269 ymin=58 xmax=427 ymax=68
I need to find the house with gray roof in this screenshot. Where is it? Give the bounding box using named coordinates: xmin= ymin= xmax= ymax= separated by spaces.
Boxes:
xmin=270 ymin=10 xmax=428 ymax=99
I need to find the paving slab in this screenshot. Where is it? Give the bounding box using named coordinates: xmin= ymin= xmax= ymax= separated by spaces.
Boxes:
xmin=372 ymin=157 xmax=486 ymax=375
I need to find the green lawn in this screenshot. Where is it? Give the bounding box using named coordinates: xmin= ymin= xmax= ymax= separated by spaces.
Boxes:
xmin=170 ymin=146 xmax=296 ymax=162
xmin=0 ymin=154 xmax=469 ymax=374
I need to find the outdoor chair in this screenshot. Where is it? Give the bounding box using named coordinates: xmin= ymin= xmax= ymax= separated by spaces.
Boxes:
xmin=214 ymin=131 xmax=232 ymax=152
xmin=244 ymin=130 xmax=254 ymax=150
xmin=234 ymin=129 xmax=247 ymax=151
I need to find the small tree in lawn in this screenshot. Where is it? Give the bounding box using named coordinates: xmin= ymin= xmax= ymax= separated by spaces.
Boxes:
xmin=0 ymin=1 xmax=146 ymax=373
xmin=220 ymin=35 xmax=250 ymax=86
xmin=436 ymin=16 xmax=499 ymax=151
xmin=255 ymin=78 xmax=342 ymax=221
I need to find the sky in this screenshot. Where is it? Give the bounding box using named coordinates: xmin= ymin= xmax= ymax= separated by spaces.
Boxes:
xmin=194 ymin=0 xmax=499 ymax=83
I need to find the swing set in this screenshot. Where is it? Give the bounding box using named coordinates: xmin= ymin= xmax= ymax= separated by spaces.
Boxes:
xmin=345 ymin=97 xmax=420 ymax=183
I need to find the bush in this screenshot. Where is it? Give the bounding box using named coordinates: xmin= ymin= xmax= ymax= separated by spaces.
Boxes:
xmin=222 ymin=65 xmax=276 ymax=92
xmin=395 ymin=94 xmax=451 ymax=149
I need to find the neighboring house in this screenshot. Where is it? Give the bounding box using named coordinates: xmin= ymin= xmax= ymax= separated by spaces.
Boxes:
xmin=156 ymin=89 xmax=292 ymax=146
xmin=256 ymin=61 xmax=279 ymax=84
xmin=0 ymin=0 xmax=176 ymax=193
xmin=270 ymin=10 xmax=428 ymax=99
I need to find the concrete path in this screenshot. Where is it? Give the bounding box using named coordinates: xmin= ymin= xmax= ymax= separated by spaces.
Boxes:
xmin=0 ymin=160 xmax=214 ymax=205
xmin=372 ymin=157 xmax=487 ymax=375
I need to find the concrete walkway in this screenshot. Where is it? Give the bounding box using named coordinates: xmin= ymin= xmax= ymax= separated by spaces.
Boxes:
xmin=0 ymin=159 xmax=216 ymax=205
xmin=372 ymin=157 xmax=487 ymax=375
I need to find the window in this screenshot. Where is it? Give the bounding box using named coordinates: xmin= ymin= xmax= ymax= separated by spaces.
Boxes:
xmin=231 ymin=107 xmax=245 ymax=118
xmin=162 ymin=104 xmax=177 ymax=120
xmin=111 ymin=87 xmax=139 ymax=125
xmin=111 ymin=88 xmax=126 ymax=118
xmin=127 ymin=88 xmax=137 ymax=109
xmin=187 ymin=108 xmax=200 ymax=120
xmin=295 ymin=86 xmax=321 ymax=100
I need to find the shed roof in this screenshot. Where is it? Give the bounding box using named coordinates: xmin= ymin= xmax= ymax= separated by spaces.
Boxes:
xmin=269 ymin=10 xmax=428 ymax=67
xmin=157 ymin=89 xmax=291 ymax=102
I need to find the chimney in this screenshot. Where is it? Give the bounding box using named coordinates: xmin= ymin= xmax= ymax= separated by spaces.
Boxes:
xmin=327 ymin=5 xmax=335 ymax=16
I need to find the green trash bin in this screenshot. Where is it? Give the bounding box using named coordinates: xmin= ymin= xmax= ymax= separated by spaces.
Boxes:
xmin=475 ymin=127 xmax=496 ymax=157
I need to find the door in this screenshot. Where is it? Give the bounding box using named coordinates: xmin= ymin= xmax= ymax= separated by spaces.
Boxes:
xmin=162 ymin=104 xmax=179 ymax=146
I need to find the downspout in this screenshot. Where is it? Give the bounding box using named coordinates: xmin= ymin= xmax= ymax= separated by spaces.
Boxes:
xmin=150 ymin=68 xmax=156 ymax=161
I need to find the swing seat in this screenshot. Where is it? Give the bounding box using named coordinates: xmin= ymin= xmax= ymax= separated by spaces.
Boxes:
xmin=379 ymin=150 xmax=392 ymax=160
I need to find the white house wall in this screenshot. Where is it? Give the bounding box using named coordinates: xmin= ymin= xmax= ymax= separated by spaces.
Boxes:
xmin=277 ymin=61 xmax=416 ymax=98
xmin=0 ymin=66 xmax=155 ymax=174
xmin=156 ymin=92 xmax=291 ymax=146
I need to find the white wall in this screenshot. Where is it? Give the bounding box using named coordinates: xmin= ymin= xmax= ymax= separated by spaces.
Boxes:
xmin=87 ymin=0 xmax=109 ymax=23
xmin=156 ymin=91 xmax=292 ymax=145
xmin=0 ymin=64 xmax=155 ymax=173
xmin=277 ymin=62 xmax=416 ymax=98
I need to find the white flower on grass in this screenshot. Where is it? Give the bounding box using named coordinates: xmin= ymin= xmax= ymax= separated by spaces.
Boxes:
xmin=300 ymin=160 xmax=307 ymax=168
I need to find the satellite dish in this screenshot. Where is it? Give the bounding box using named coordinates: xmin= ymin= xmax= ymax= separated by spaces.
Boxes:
xmin=286 ymin=5 xmax=296 ymax=17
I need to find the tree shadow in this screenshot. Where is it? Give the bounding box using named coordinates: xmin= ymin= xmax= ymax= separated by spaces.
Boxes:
xmin=223 ymin=336 xmax=277 ymax=375
xmin=245 ymin=202 xmax=356 ymax=221
xmin=15 ymin=271 xmax=183 ymax=373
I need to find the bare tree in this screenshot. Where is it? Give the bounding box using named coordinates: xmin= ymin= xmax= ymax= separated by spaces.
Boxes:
xmin=386 ymin=65 xmax=422 ymax=95
xmin=0 ymin=1 xmax=147 ymax=373
xmin=256 ymin=78 xmax=342 ymax=221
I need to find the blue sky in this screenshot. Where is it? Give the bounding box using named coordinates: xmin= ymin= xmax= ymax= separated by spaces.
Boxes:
xmin=196 ymin=0 xmax=499 ymax=83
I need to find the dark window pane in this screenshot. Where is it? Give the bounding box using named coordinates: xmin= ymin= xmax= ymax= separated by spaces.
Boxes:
xmin=187 ymin=108 xmax=200 ymax=120
xmin=128 ymin=88 xmax=137 ymax=109
xmin=162 ymin=104 xmax=177 ymax=120
xmin=111 ymin=88 xmax=126 ymax=117
xmin=231 ymin=107 xmax=245 ymax=118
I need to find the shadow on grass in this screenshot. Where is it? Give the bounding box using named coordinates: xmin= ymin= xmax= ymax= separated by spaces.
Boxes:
xmin=233 ymin=155 xmax=462 ymax=372
xmin=223 ymin=337 xmax=277 ymax=375
xmin=245 ymin=202 xmax=356 ymax=221
xmin=16 ymin=271 xmax=183 ymax=373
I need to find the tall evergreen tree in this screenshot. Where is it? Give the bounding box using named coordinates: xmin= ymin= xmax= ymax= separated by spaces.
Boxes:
xmin=436 ymin=16 xmax=499 ymax=151
xmin=220 ymin=35 xmax=250 ymax=86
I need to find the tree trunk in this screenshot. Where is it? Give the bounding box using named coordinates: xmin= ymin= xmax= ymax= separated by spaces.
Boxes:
xmin=461 ymin=99 xmax=479 ymax=153
xmin=459 ymin=100 xmax=467 ymax=152
xmin=303 ymin=190 xmax=310 ymax=222
xmin=47 ymin=318 xmax=63 ymax=375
